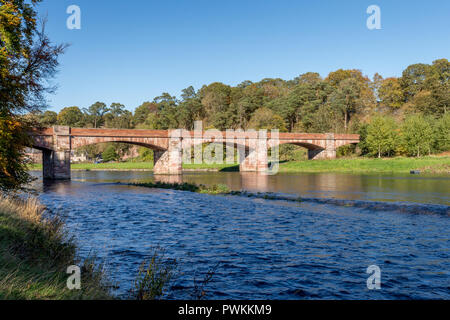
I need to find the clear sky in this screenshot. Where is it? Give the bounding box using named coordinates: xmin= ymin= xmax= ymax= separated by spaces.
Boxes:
xmin=37 ymin=0 xmax=450 ymax=112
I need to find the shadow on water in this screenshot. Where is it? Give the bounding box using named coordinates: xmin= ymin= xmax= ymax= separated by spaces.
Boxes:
xmin=219 ymin=165 xmax=239 ymax=172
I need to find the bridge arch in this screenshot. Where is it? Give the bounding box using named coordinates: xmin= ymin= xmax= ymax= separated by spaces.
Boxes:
xmin=71 ymin=136 xmax=168 ymax=151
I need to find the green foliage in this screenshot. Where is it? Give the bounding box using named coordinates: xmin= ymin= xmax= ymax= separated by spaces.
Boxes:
xmin=0 ymin=119 xmax=34 ymax=192
xmin=102 ymin=145 xmax=118 ymax=162
xmin=401 ymin=114 xmax=434 ymax=157
xmin=336 ymin=144 xmax=357 ymax=157
xmin=433 ymin=113 xmax=450 ymax=152
xmin=278 ymin=145 xmax=307 ymax=161
xmin=38 ymin=111 xmax=58 ymax=127
xmin=0 ymin=0 xmax=65 ymax=192
xmin=378 ymin=78 xmax=404 ymax=110
xmin=137 ymin=147 xmax=154 ymax=162
xmin=131 ymin=247 xmax=177 ymax=300
xmin=83 ymin=102 xmax=109 ymax=128
xmin=366 ymin=116 xmax=397 ymax=158
xmin=133 ymin=101 xmax=158 ymax=125
xmin=0 ymin=196 xmax=111 ymax=299
xmin=105 ymin=103 xmax=133 ymax=129
xmin=328 ymin=78 xmax=367 ymax=132
xmin=57 ymin=106 xmax=84 ymax=127
xmin=248 ymin=107 xmax=287 ymax=131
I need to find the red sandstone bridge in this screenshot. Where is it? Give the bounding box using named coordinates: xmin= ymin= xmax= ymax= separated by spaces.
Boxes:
xmin=31 ymin=126 xmax=359 ymax=179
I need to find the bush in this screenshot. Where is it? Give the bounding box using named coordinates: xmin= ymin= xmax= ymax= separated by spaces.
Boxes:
xmin=102 ymin=145 xmax=118 ymax=162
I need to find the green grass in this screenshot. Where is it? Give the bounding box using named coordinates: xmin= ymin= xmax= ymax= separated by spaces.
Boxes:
xmin=278 ymin=156 xmax=450 ymax=174
xmin=28 ymin=156 xmax=450 ymax=174
xmin=0 ymin=196 xmax=112 ymax=300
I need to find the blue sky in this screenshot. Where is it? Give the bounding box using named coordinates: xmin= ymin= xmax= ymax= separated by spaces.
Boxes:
xmin=37 ymin=0 xmax=450 ymax=112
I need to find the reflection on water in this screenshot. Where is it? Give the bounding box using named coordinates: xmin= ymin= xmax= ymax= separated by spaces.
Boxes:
xmin=31 ymin=171 xmax=450 ymax=299
xmin=34 ymin=170 xmax=450 ymax=205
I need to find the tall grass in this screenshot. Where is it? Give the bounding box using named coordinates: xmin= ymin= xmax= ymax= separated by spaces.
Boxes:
xmin=130 ymin=247 xmax=177 ymax=300
xmin=0 ymin=195 xmax=112 ymax=300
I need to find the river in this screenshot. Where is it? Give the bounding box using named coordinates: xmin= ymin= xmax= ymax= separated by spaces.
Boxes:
xmin=32 ymin=171 xmax=450 ymax=299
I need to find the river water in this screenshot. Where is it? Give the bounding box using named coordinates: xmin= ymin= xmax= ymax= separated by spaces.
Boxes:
xmin=32 ymin=171 xmax=449 ymax=299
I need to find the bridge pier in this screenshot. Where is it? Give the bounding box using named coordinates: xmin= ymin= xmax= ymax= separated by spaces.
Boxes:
xmin=307 ymin=133 xmax=336 ymax=160
xmin=239 ymin=141 xmax=269 ymax=173
xmin=42 ymin=126 xmax=71 ymax=180
xmin=153 ymin=135 xmax=183 ymax=175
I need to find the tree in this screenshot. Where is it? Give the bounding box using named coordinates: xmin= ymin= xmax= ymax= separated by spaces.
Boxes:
xmin=83 ymin=102 xmax=109 ymax=128
xmin=433 ymin=113 xmax=450 ymax=152
xmin=178 ymin=87 xmax=204 ymax=130
xmin=400 ymin=63 xmax=430 ymax=102
xmin=425 ymin=59 xmax=450 ymax=115
xmin=248 ymin=107 xmax=287 ymax=132
xmin=102 ymin=145 xmax=118 ymax=162
xmin=231 ymin=84 xmax=264 ymax=129
xmin=288 ymin=80 xmax=331 ymax=132
xmin=378 ymin=78 xmax=404 ymax=110
xmin=365 ymin=116 xmax=397 ymax=158
xmin=152 ymin=94 xmax=179 ymax=129
xmin=325 ymin=69 xmax=370 ymax=88
xmin=0 ymin=119 xmax=31 ymax=192
xmin=57 ymin=106 xmax=85 ymax=126
xmin=105 ymin=103 xmax=133 ymax=129
xmin=328 ymin=78 xmax=364 ymax=132
xmin=38 ymin=110 xmax=58 ymax=127
xmin=199 ymin=83 xmax=233 ymax=130
xmin=0 ymin=0 xmax=65 ymax=191
xmin=134 ymin=101 xmax=158 ymax=125
xmin=401 ymin=114 xmax=434 ymax=157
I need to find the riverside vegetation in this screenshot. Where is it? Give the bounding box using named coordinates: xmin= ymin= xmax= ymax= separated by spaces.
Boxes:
xmin=0 ymin=196 xmax=111 ymax=299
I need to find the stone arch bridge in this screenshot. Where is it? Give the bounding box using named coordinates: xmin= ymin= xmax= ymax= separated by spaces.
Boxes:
xmin=31 ymin=126 xmax=359 ymax=179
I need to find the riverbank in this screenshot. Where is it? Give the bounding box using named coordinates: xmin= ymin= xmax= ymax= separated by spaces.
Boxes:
xmin=0 ymin=196 xmax=112 ymax=299
xmin=28 ymin=156 xmax=450 ymax=174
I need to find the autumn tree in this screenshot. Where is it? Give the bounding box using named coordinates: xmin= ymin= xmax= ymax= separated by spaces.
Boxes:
xmin=248 ymin=107 xmax=287 ymax=131
xmin=134 ymin=101 xmax=158 ymax=126
xmin=378 ymin=78 xmax=404 ymax=110
xmin=0 ymin=0 xmax=65 ymax=191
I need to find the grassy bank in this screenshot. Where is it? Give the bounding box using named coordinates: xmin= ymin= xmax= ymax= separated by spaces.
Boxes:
xmin=28 ymin=156 xmax=450 ymax=174
xmin=278 ymin=156 xmax=450 ymax=174
xmin=0 ymin=196 xmax=112 ymax=299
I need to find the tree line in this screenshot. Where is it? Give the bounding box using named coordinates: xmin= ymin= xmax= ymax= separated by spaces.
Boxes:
xmin=30 ymin=59 xmax=450 ymax=159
